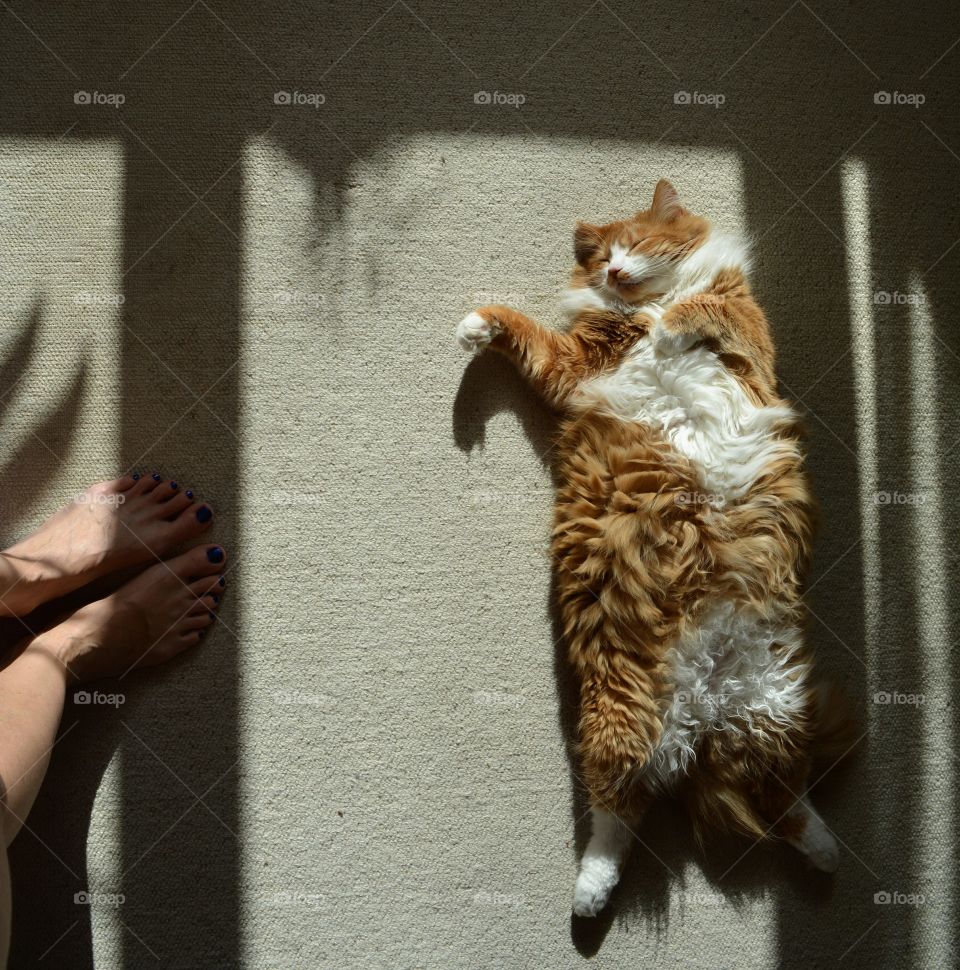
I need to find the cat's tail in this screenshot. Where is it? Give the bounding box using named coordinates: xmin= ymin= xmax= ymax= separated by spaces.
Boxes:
xmin=685 ymin=683 xmax=858 ymax=848
xmin=683 ymin=731 xmax=774 ymax=846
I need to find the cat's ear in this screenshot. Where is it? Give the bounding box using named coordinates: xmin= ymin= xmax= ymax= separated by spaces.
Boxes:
xmin=651 ymin=179 xmax=684 ymax=221
xmin=574 ymin=221 xmax=603 ymax=265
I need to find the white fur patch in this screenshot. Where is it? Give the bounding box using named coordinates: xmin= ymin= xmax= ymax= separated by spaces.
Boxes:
xmin=456 ymin=311 xmax=497 ymax=353
xmin=573 ymin=323 xmax=797 ymax=504
xmin=645 ymin=600 xmax=810 ymax=790
xmin=560 ymin=285 xmax=608 ymax=317
xmin=572 ymin=808 xmax=633 ymax=917
xmin=566 ymin=229 xmax=791 ymax=503
xmin=786 ymin=796 xmax=839 ymax=872
xmin=607 ymin=241 xmax=673 ymax=295
xmin=669 ymin=231 xmax=751 ymax=302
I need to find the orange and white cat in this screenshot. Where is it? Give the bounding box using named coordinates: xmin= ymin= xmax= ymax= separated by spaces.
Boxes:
xmin=457 ymin=181 xmax=848 ymax=917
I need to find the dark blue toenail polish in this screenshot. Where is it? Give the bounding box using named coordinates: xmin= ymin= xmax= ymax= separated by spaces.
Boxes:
xmin=218 ymin=576 xmax=226 ymax=587
xmin=132 ymin=472 xmax=140 ymax=481
xmin=185 ymin=490 xmax=194 ymax=499
xmin=152 ymin=472 xmax=161 ymax=481
xmin=170 ymin=481 xmax=178 ymax=489
xmin=211 ymin=594 xmax=219 ymax=604
xmin=207 ymin=546 xmax=224 ymax=564
xmin=196 ymin=506 xmax=212 ymax=524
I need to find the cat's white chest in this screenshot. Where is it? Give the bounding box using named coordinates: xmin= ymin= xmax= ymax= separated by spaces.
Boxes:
xmin=572 ymin=323 xmax=796 ymax=505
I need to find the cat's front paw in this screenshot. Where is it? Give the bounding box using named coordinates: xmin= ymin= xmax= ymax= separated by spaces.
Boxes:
xmin=456 ymin=311 xmax=499 ymax=353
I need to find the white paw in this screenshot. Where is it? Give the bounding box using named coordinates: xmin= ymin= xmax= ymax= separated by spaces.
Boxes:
xmin=572 ymin=868 xmax=616 ymax=918
xmin=456 ymin=312 xmax=497 ymax=353
xmin=804 ymin=829 xmax=840 ymax=873
xmin=788 ymin=805 xmax=840 ymax=873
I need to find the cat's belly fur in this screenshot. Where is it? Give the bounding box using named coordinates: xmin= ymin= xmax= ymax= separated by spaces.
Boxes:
xmin=571 ymin=324 xmax=799 ymax=506
xmin=554 ymin=329 xmax=813 ymax=789
xmin=645 ymin=600 xmax=809 ymax=789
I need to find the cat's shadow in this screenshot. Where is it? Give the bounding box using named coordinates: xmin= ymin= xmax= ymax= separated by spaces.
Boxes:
xmin=454 ymin=358 xmax=847 ymax=957
xmin=452 ymin=351 xmax=556 ymax=462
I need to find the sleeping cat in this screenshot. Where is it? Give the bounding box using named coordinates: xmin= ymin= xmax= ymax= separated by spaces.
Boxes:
xmin=456 ymin=180 xmax=848 ymax=917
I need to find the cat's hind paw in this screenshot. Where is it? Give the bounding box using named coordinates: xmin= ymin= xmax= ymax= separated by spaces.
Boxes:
xmin=572 ymin=865 xmax=617 ymax=918
xmin=786 ymin=796 xmax=840 ymax=873
xmin=456 ymin=311 xmax=498 ymax=353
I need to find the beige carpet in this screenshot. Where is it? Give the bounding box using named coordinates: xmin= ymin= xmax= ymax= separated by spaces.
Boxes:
xmin=1 ymin=2 xmax=957 ymax=967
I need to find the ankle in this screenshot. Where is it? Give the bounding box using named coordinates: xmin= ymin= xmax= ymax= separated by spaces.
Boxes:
xmin=35 ymin=597 xmax=146 ymax=682
xmin=18 ymin=634 xmax=72 ymax=688
xmin=0 ymin=543 xmax=97 ymax=617
xmin=0 ymin=552 xmax=46 ymax=617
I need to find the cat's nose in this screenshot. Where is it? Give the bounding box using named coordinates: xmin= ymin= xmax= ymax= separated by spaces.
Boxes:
xmin=608 ymin=265 xmax=623 ymax=280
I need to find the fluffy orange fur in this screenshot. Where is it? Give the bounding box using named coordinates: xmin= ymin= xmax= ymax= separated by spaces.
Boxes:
xmin=462 ymin=181 xmax=851 ymax=856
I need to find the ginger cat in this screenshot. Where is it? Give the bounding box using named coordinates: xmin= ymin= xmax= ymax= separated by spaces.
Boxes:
xmin=457 ymin=180 xmax=847 ymax=917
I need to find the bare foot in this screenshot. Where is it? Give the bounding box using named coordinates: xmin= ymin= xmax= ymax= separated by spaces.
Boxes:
xmin=28 ymin=543 xmax=228 ymax=681
xmin=0 ymin=473 xmax=215 ymax=616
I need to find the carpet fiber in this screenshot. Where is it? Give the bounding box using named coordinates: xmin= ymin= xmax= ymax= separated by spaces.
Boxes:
xmin=1 ymin=2 xmax=958 ymax=967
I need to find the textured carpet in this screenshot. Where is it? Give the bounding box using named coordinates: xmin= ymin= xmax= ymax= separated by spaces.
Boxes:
xmin=1 ymin=2 xmax=958 ymax=967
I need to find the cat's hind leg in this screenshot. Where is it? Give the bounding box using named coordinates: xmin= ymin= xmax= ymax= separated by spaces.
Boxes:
xmin=686 ymin=719 xmax=839 ymax=871
xmin=781 ymin=794 xmax=839 ymax=872
xmin=572 ymin=805 xmax=638 ymax=917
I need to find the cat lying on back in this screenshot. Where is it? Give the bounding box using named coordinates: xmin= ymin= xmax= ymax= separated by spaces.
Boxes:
xmin=456 ymin=180 xmax=849 ymax=917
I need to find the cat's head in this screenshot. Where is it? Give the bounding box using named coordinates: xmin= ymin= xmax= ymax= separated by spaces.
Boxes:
xmin=571 ymin=180 xmax=711 ymax=306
